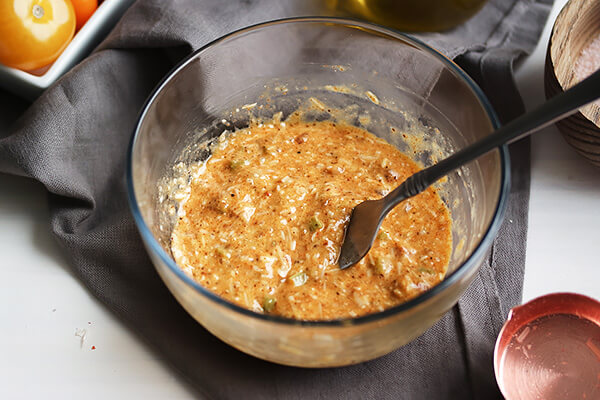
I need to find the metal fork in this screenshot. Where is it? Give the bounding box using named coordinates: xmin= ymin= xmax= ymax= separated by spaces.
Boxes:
xmin=338 ymin=69 xmax=600 ymax=269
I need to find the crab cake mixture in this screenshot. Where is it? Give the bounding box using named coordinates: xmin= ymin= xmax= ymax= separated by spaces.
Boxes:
xmin=170 ymin=119 xmax=452 ymax=320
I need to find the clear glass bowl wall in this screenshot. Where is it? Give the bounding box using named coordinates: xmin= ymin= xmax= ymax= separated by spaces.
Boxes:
xmin=128 ymin=18 xmax=509 ymax=367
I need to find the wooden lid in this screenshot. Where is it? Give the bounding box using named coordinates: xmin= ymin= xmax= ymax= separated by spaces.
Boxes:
xmin=545 ymin=0 xmax=600 ymax=167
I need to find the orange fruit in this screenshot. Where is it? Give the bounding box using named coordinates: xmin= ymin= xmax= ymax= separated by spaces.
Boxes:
xmin=0 ymin=0 xmax=76 ymax=71
xmin=71 ymin=0 xmax=98 ymax=31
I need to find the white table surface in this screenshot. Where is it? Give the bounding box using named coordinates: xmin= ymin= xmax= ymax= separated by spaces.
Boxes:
xmin=1 ymin=0 xmax=598 ymax=398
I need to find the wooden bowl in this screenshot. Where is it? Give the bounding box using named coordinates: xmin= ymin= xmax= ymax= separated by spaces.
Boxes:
xmin=545 ymin=0 xmax=600 ymax=167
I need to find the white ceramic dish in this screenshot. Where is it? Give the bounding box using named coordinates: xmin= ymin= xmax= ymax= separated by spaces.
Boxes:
xmin=0 ymin=0 xmax=134 ymax=100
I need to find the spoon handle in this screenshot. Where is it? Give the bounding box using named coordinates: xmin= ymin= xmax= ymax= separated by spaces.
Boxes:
xmin=383 ymin=69 xmax=600 ymax=213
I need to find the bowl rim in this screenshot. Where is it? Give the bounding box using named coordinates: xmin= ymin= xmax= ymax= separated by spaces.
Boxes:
xmin=126 ymin=16 xmax=511 ymax=327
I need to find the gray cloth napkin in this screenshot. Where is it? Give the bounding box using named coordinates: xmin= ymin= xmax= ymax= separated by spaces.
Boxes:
xmin=0 ymin=0 xmax=552 ymax=398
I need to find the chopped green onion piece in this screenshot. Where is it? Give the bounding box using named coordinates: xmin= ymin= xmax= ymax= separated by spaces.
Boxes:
xmin=215 ymin=247 xmax=230 ymax=258
xmin=308 ymin=215 xmax=324 ymax=232
xmin=419 ymin=267 xmax=434 ymax=274
xmin=373 ymin=256 xmax=392 ymax=275
xmin=229 ymin=160 xmax=244 ymax=171
xmin=377 ymin=231 xmax=390 ymax=240
xmin=290 ymin=271 xmax=308 ymax=287
xmin=263 ymin=296 xmax=276 ymax=313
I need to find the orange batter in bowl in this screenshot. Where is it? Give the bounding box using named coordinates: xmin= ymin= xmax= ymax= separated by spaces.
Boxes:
xmin=170 ymin=119 xmax=451 ymax=320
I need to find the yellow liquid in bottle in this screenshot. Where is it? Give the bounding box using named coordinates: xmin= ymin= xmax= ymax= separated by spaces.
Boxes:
xmin=325 ymin=0 xmax=488 ymax=32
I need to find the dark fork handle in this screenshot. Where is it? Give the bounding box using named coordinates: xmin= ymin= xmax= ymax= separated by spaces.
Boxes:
xmin=382 ymin=69 xmax=600 ymax=213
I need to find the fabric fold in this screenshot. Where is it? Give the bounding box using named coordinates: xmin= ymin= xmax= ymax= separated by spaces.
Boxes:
xmin=0 ymin=1 xmax=552 ymax=398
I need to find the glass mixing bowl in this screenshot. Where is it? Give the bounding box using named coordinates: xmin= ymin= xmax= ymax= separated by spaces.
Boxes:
xmin=127 ymin=18 xmax=509 ymax=367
